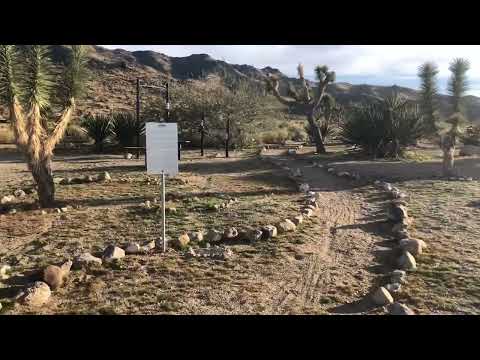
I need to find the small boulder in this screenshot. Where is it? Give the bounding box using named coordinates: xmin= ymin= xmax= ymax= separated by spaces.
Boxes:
xmin=14 ymin=189 xmax=26 ymax=198
xmin=72 ymin=253 xmax=102 ymax=270
xmin=387 ymin=204 xmax=409 ymax=223
xmin=124 ymin=153 xmax=133 ymax=160
xmin=277 ymin=219 xmax=297 ymax=234
xmin=143 ymin=201 xmax=151 ymax=209
xmin=391 ymin=270 xmax=407 ymax=284
xmin=8 ymin=208 xmax=17 ymax=215
xmin=166 ymin=207 xmax=177 ymax=214
xmin=383 ymin=183 xmax=393 ymax=192
xmin=141 ymin=240 xmax=156 ymax=252
xmin=53 ymin=177 xmax=64 ymax=185
xmin=398 ymin=251 xmax=417 ymax=271
xmin=18 ymin=281 xmax=51 ymax=307
xmin=0 ymin=264 xmax=12 ymax=280
xmin=223 ymin=227 xmax=239 ymax=241
xmin=205 ymin=229 xmax=222 ymax=243
xmin=188 ymin=231 xmax=204 ymax=242
xmin=42 ymin=260 xmax=72 ymax=290
xmin=292 ymin=215 xmax=304 ymax=226
xmin=245 ymin=229 xmax=263 ymax=243
xmin=262 ymin=225 xmax=278 ymax=239
xmin=466 ymin=177 xmax=473 ymax=181
xmin=125 ymin=242 xmax=142 ymax=254
xmin=1 ymin=195 xmax=15 ymax=205
xmin=337 ymin=171 xmax=350 ymax=177
xmin=398 ymin=238 xmax=427 ymax=256
xmin=385 ymin=282 xmax=402 ymax=294
xmin=60 ymin=207 xmax=69 ymax=213
xmin=99 ymin=172 xmax=112 ymax=181
xmin=371 ymin=287 xmax=394 ymax=306
xmin=302 ymin=208 xmax=314 ymax=217
xmin=392 ymin=222 xmax=408 ymax=234
xmin=174 ymin=233 xmax=190 ymax=249
xmin=327 ymin=168 xmax=335 ymax=173
xmin=388 ymin=302 xmax=415 ymax=315
xmin=102 ymin=245 xmax=125 ymax=262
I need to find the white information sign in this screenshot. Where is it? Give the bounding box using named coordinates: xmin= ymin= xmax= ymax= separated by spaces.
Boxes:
xmin=146 ymin=122 xmax=178 ymax=176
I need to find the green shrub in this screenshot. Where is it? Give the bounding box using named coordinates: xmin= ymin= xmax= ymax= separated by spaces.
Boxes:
xmin=340 ymin=93 xmax=424 ymax=158
xmin=261 ymin=128 xmax=289 ymax=144
xmin=111 ymin=112 xmax=145 ymax=148
xmin=80 ymin=115 xmax=112 ymax=152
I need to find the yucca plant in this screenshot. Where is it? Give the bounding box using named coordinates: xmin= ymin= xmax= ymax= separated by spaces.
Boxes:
xmin=0 ymin=45 xmax=88 ymax=207
xmin=340 ymin=93 xmax=424 ymax=158
xmin=111 ymin=112 xmax=145 ymax=148
xmin=81 ymin=114 xmax=112 ymax=152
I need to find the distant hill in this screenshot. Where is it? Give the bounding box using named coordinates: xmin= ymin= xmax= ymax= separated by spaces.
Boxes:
xmin=1 ymin=45 xmax=480 ymax=123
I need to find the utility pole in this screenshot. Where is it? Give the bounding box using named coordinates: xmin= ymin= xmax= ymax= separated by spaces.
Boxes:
xmin=136 ymin=78 xmax=141 ymax=159
xmin=225 ymin=116 xmax=230 ymax=158
xmin=200 ymin=113 xmax=205 ymax=157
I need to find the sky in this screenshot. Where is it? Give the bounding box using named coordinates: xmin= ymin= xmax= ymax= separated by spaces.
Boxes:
xmin=102 ymin=45 xmax=480 ymax=97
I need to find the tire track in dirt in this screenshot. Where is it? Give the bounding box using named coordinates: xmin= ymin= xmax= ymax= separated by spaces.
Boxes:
xmin=264 ymin=153 xmax=384 ymax=314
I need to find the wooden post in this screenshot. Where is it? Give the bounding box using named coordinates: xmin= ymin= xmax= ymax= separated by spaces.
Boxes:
xmin=200 ymin=113 xmax=205 ymax=157
xmin=225 ymin=117 xmax=230 ymax=158
xmin=136 ymin=78 xmax=140 ymax=159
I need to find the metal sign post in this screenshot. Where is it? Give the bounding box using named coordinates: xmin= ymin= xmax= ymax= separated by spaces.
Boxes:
xmin=146 ymin=122 xmax=178 ymax=253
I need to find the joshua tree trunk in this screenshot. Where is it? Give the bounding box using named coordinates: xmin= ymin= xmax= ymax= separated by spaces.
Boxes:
xmin=307 ymin=113 xmax=326 ymax=153
xmin=30 ymin=157 xmax=55 ymax=208
xmin=442 ymin=146 xmax=455 ymax=177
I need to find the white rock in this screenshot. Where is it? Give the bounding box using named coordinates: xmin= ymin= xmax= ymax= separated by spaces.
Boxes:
xmin=100 ymin=172 xmax=112 ymax=181
xmin=102 ymin=245 xmax=125 ymax=262
xmin=144 ymin=201 xmax=151 ymax=209
xmin=302 ymin=208 xmax=314 ymax=217
xmin=124 ymin=153 xmax=133 ymax=160
xmin=383 ymin=183 xmax=393 ymax=191
xmin=223 ymin=227 xmax=239 ymax=240
xmin=0 ymin=264 xmax=12 ymax=280
xmin=398 ymin=251 xmax=417 ymax=271
xmin=1 ymin=195 xmax=15 ymax=205
xmin=72 ymin=253 xmax=103 ymax=270
xmin=14 ymin=189 xmax=26 ymax=198
xmin=327 ymin=168 xmax=335 ymax=173
xmin=337 ymin=171 xmax=350 ymax=177
xmin=188 ymin=231 xmax=204 ymax=242
xmin=371 ymin=287 xmax=394 ymax=306
xmin=277 ymin=219 xmax=297 ymax=233
xmin=141 ymin=240 xmax=156 ymax=252
xmin=388 ymin=302 xmax=415 ymax=315
xmin=293 ymin=215 xmax=304 ymax=226
xmin=261 ymin=225 xmax=278 ymax=239
xmin=466 ymin=177 xmax=473 ymax=181
xmin=18 ymin=282 xmax=51 ymax=307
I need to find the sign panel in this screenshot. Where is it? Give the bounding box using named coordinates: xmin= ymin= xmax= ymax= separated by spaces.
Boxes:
xmin=146 ymin=122 xmax=178 ymax=176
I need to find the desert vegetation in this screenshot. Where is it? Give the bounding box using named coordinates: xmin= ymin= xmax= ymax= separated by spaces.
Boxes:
xmin=1 ymin=45 xmax=480 ymax=316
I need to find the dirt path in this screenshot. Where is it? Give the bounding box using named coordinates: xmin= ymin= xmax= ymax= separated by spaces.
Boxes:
xmin=260 ymin=151 xmax=389 ymax=314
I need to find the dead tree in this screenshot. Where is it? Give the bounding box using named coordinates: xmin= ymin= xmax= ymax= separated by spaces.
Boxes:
xmin=265 ymin=64 xmax=336 ymax=153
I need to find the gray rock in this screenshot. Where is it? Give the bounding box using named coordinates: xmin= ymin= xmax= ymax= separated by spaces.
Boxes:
xmin=125 ymin=243 xmax=141 ymax=254
xmin=205 ymin=229 xmax=222 ymax=243
xmin=141 ymin=240 xmax=156 ymax=252
xmin=73 ymin=253 xmax=103 ymax=270
xmin=385 ymin=282 xmax=402 ymax=293
xmin=398 ymin=251 xmax=417 ymax=271
xmin=102 ymin=245 xmax=125 ymax=262
xmin=17 ymin=281 xmax=51 ymax=307
xmin=391 ymin=270 xmax=407 ymax=284
xmin=388 ymin=302 xmax=415 ymax=315
xmin=195 ymin=245 xmax=234 ymax=260
xmin=371 ymin=287 xmax=394 ymax=306
xmin=223 ymin=227 xmax=239 ymax=240
xmin=245 ymin=229 xmax=263 ymax=243
xmin=387 ymin=204 xmax=409 ymax=223
xmin=188 ymin=231 xmax=204 ymax=242
xmin=262 ymin=225 xmax=278 ymax=239
xmin=327 ymin=168 xmax=335 ymax=173
xmin=398 ymin=238 xmax=427 ymax=256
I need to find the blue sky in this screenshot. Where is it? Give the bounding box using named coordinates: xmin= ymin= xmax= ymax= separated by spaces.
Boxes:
xmin=102 ymin=45 xmax=480 ymax=97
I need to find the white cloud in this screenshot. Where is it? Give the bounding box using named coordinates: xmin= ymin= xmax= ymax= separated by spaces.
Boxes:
xmin=101 ymin=45 xmax=480 ymax=94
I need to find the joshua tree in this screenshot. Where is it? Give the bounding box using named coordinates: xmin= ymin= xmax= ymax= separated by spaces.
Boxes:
xmin=265 ymin=63 xmax=336 ymax=153
xmin=0 ymin=45 xmax=88 ymax=207
xmin=418 ymin=62 xmax=439 ymax=137
xmin=440 ymin=58 xmax=470 ymax=176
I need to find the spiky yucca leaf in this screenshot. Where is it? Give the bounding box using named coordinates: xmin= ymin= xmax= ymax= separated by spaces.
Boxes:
xmin=18 ymin=45 xmax=55 ymax=110
xmin=111 ymin=112 xmax=145 ymax=148
xmin=448 ymin=58 xmax=470 ymax=113
xmin=81 ymin=114 xmax=112 ymax=152
xmin=60 ymin=45 xmax=89 ymax=105
xmin=0 ymin=45 xmax=21 ymax=104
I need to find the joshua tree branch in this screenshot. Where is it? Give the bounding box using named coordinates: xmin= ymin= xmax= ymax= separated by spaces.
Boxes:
xmin=267 ymin=76 xmax=296 ymax=106
xmin=44 ymin=98 xmax=75 ymax=157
